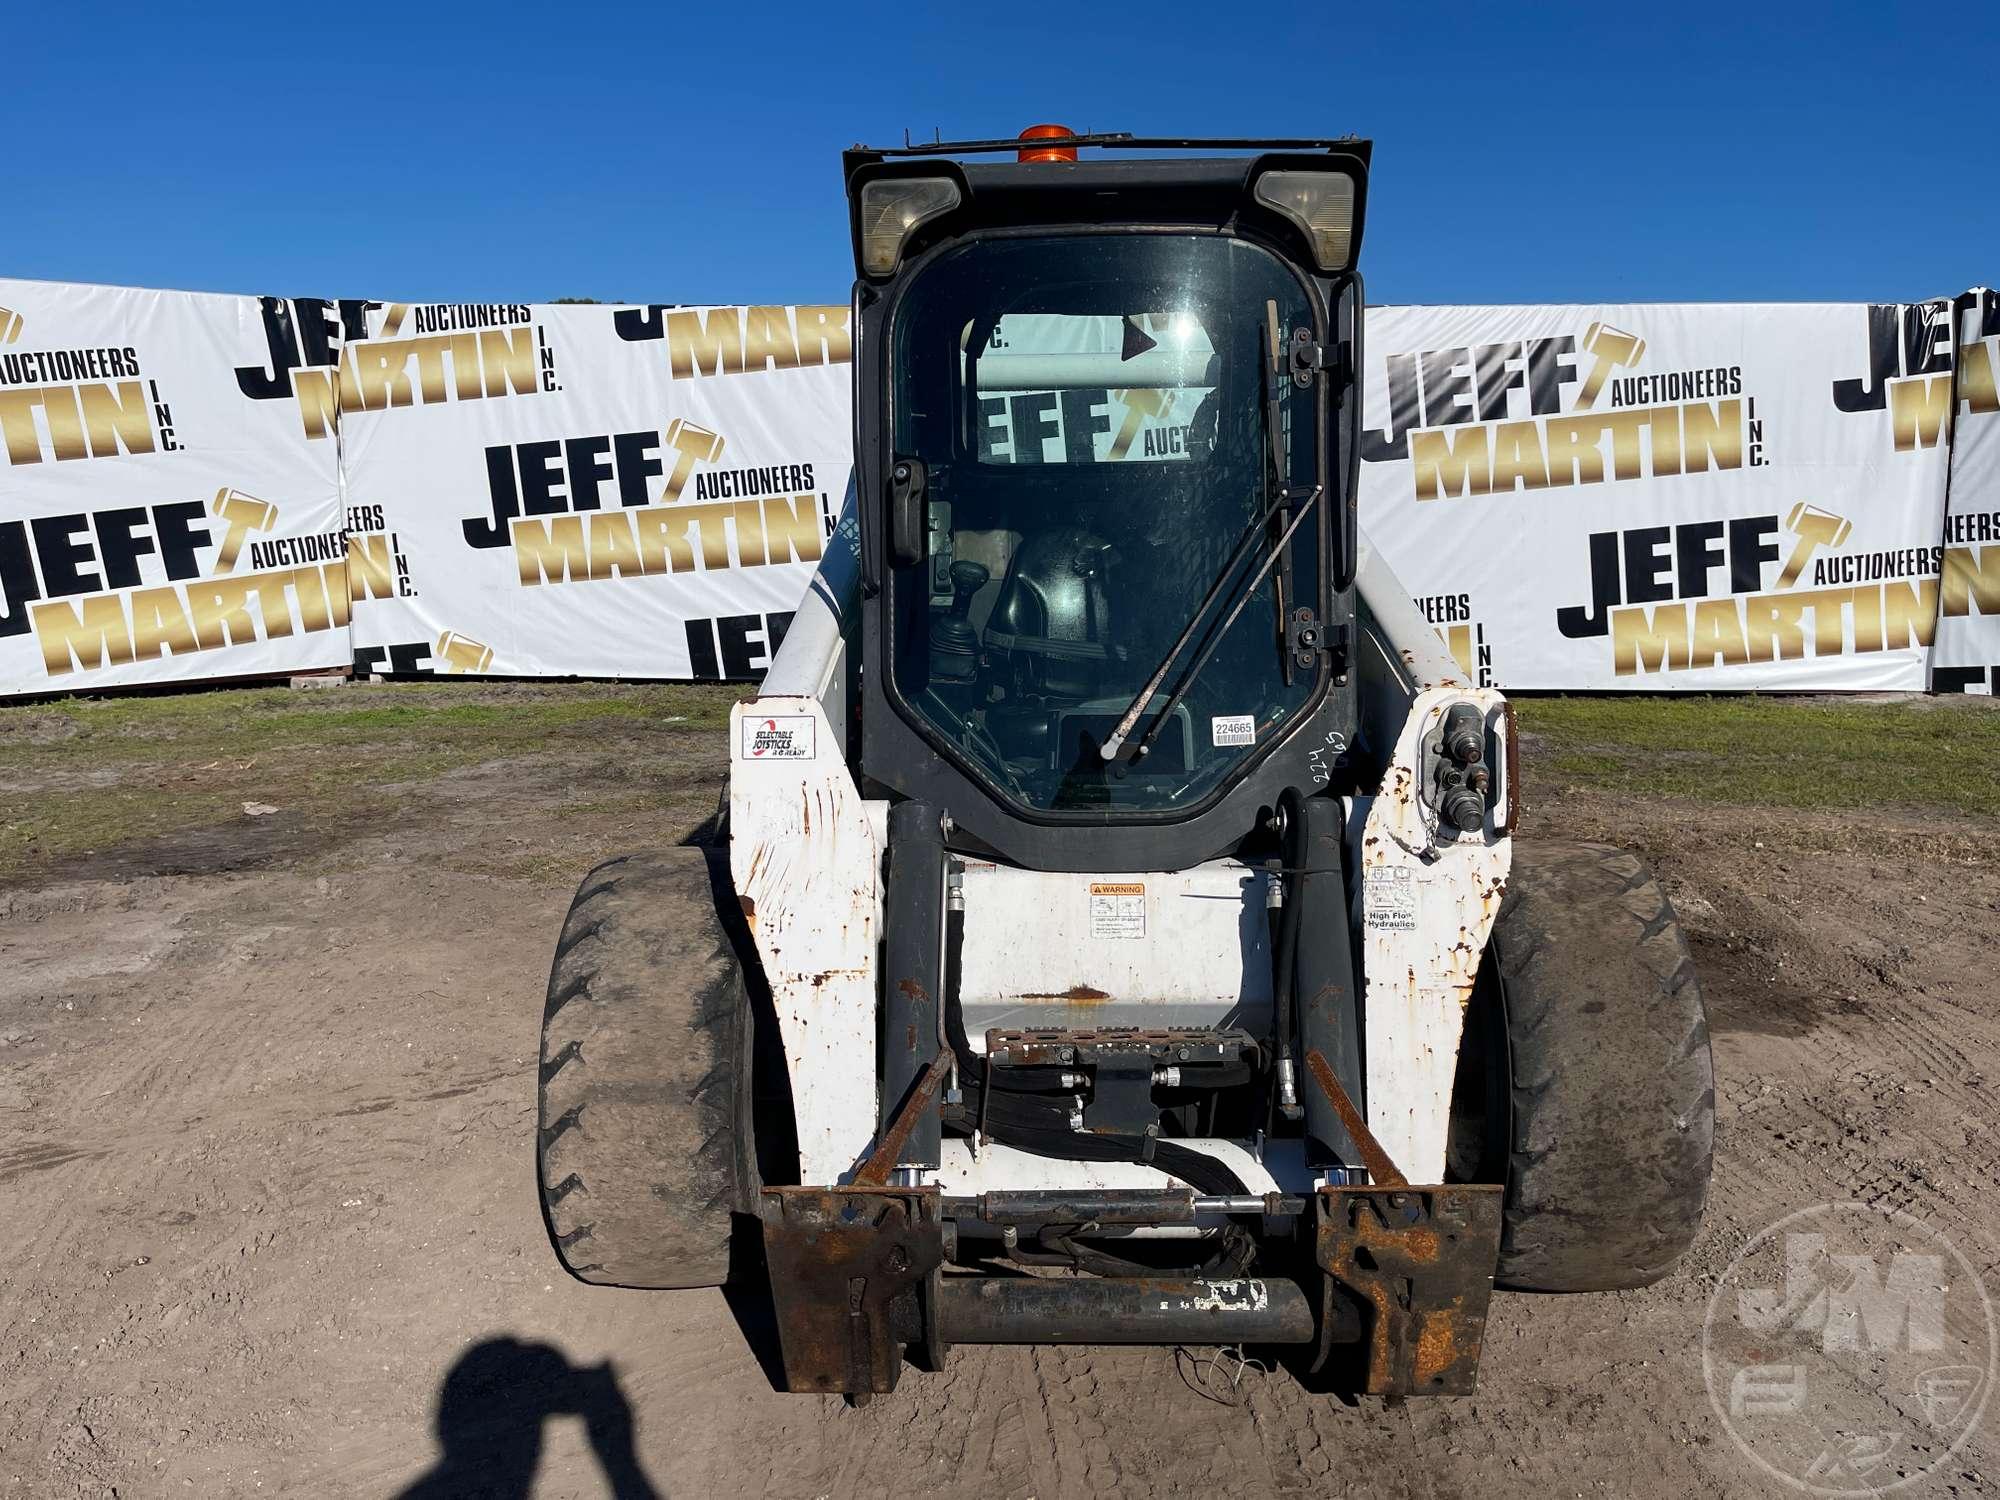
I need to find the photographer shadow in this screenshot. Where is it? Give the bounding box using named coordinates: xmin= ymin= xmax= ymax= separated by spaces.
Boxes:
xmin=398 ymin=1337 xmax=663 ymax=1499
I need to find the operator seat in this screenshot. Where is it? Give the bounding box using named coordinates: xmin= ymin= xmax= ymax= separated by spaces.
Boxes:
xmin=982 ymin=526 xmax=1118 ymax=703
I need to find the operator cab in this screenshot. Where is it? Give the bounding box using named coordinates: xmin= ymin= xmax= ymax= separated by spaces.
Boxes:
xmin=846 ymin=129 xmax=1371 ymax=870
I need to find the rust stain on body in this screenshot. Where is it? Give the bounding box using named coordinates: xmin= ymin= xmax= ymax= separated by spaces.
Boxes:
xmin=1015 ymin=984 xmax=1112 ymax=1002
xmin=1389 ymin=1225 xmax=1443 ymax=1264
xmin=1415 ymin=1308 xmax=1466 ymax=1385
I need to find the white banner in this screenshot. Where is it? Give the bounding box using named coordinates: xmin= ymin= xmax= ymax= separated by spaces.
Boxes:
xmin=1356 ymin=301 xmax=1955 ymax=690
xmin=1930 ymin=289 xmax=2000 ymax=693
xmin=0 ymin=280 xmax=350 ymax=696
xmin=340 ymin=301 xmax=852 ymax=680
xmin=4 ymin=279 xmax=1995 ymax=697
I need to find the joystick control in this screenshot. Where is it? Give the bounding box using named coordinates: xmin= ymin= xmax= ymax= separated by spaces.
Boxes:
xmin=930 ymin=559 xmax=989 ymax=682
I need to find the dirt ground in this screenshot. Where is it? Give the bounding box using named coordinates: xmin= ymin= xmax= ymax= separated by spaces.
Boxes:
xmin=1 ymin=683 xmax=1996 ymax=1498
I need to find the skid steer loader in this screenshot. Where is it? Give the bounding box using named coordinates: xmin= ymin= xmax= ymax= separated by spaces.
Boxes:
xmin=536 ymin=128 xmax=1714 ymax=1399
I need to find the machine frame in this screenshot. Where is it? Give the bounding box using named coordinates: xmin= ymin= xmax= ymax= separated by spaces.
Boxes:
xmin=725 ymin=130 xmax=1516 ymax=1396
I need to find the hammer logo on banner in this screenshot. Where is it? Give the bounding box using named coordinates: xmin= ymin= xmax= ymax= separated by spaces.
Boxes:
xmin=1362 ymin=319 xmax=1764 ymax=502
xmin=235 ymin=299 xmax=558 ymax=441
xmin=2 ymin=309 xmax=184 ymax=466
xmin=5 ymin=486 xmax=351 ymax=679
xmin=1552 ymin=500 xmax=1953 ymax=679
xmin=460 ymin=418 xmax=829 ymax=590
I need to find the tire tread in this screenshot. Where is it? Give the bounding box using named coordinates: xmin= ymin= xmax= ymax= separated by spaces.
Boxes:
xmin=536 ymin=848 xmax=754 ymax=1290
xmin=1493 ymin=840 xmax=1715 ymax=1292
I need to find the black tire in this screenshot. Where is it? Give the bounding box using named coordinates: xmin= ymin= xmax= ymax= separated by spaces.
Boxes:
xmin=1490 ymin=840 xmax=1714 ymax=1292
xmin=538 ymin=848 xmax=756 ymax=1289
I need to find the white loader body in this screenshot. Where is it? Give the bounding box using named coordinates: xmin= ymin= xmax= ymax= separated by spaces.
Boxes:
xmin=730 ymin=499 xmax=1511 ymax=1189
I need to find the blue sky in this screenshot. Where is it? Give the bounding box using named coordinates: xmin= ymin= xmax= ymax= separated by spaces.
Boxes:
xmin=7 ymin=4 xmax=1993 ymax=307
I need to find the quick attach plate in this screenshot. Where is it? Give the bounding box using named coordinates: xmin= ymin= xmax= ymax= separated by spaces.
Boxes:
xmin=1313 ymin=1184 xmax=1503 ymax=1396
xmin=985 ymin=1026 xmax=1256 ymax=1067
xmin=759 ymin=1188 xmax=945 ymax=1396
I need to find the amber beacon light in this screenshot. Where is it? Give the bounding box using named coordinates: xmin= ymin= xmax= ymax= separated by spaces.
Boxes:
xmin=1017 ymin=124 xmax=1079 ymax=163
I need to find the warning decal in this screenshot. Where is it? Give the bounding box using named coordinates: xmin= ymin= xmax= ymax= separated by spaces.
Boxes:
xmin=1364 ymin=866 xmax=1419 ymax=932
xmin=1088 ymin=882 xmax=1146 ymax=940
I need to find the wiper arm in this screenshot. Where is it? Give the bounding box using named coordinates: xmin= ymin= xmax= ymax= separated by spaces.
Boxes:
xmin=1122 ymin=486 xmax=1320 ymax=763
xmin=1097 ymin=300 xmax=1303 ymax=763
xmin=1094 ymin=486 xmax=1287 ymax=760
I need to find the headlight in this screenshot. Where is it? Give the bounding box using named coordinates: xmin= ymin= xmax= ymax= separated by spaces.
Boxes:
xmin=857 ymin=177 xmax=962 ymax=276
xmin=1253 ymin=170 xmax=1358 ymax=271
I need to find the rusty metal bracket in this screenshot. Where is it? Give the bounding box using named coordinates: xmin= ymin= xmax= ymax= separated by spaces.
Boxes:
xmin=853 ymin=1047 xmax=954 ymax=1187
xmin=758 ymin=1188 xmax=946 ymax=1395
xmin=1312 ymin=1184 xmax=1503 ymax=1395
xmin=1303 ymin=1047 xmax=1406 ymax=1186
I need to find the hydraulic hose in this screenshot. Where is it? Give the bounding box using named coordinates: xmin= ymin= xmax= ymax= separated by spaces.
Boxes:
xmin=1269 ymin=787 xmax=1308 ymax=1128
xmin=943 ymin=900 xmax=981 ymax=1085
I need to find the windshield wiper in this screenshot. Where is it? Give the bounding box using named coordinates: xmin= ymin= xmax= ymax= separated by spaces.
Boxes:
xmin=1118 ymin=488 xmax=1320 ymax=764
xmin=1262 ymin=301 xmax=1298 ymax=689
xmin=1095 ymin=481 xmax=1291 ymax=762
xmin=1096 ymin=301 xmax=1310 ymax=763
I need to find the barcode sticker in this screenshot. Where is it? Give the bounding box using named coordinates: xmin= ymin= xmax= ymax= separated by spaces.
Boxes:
xmin=1211 ymin=714 xmax=1256 ymax=748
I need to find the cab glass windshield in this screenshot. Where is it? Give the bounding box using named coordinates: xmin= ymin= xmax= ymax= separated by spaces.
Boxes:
xmin=889 ymin=233 xmax=1321 ymax=814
